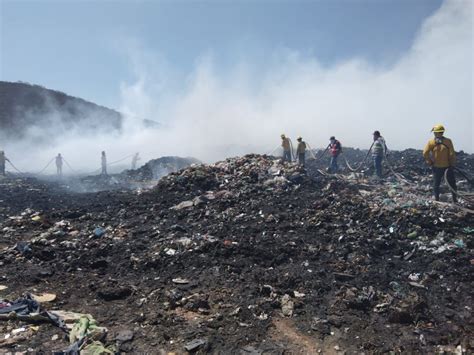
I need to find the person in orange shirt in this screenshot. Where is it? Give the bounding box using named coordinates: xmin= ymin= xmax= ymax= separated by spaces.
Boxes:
xmin=422 ymin=124 xmax=457 ymax=202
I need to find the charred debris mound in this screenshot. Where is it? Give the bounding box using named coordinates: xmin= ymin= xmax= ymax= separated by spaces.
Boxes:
xmin=76 ymin=156 xmax=202 ymax=192
xmin=124 ymin=156 xmax=202 ymax=181
xmin=0 ymin=152 xmax=472 ymax=353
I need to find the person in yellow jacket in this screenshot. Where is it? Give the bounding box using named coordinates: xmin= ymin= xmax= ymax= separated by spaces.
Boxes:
xmin=296 ymin=137 xmax=307 ymax=166
xmin=281 ymin=134 xmax=292 ymax=162
xmin=422 ymin=124 xmax=457 ymax=202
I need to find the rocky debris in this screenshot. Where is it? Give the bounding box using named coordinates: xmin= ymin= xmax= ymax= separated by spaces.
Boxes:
xmin=0 ymin=152 xmax=472 ymax=353
xmin=115 ymin=329 xmax=134 ymax=343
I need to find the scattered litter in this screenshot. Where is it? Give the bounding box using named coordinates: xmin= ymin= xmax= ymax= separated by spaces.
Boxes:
xmin=184 ymin=338 xmax=207 ymax=351
xmin=93 ymin=227 xmax=106 ymax=238
xmin=281 ymin=294 xmax=294 ymax=317
xmin=172 ymin=278 xmax=190 ymax=284
xmin=32 ymin=293 xmax=57 ymax=303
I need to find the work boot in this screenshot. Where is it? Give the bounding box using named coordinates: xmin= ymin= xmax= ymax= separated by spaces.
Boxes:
xmin=452 ymin=194 xmax=458 ymax=203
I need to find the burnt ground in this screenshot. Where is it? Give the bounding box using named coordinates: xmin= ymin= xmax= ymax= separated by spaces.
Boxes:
xmin=0 ymin=151 xmax=473 ymax=354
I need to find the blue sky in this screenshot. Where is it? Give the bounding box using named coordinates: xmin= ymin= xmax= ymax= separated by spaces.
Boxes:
xmin=1 ymin=0 xmax=443 ymax=109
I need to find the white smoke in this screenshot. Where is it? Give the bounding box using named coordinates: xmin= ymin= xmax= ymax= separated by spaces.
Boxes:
xmin=3 ymin=0 xmax=473 ymax=174
xmin=116 ymin=0 xmax=472 ymax=161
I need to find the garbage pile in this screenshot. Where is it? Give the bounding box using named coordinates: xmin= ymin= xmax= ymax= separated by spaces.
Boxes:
xmin=310 ymin=147 xmax=473 ymax=173
xmin=0 ymin=153 xmax=472 ymax=353
xmin=61 ymin=156 xmax=201 ymax=193
xmin=124 ymin=156 xmax=201 ymax=181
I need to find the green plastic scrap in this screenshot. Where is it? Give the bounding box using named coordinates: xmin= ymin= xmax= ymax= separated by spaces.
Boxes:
xmin=463 ymin=227 xmax=474 ymax=234
xmin=69 ymin=315 xmax=107 ymax=344
xmin=81 ymin=341 xmax=115 ymax=355
xmin=407 ymin=231 xmax=418 ymax=238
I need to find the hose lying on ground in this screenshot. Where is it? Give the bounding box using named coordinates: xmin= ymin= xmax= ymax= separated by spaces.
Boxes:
xmin=382 ymin=151 xmax=416 ymax=186
xmin=444 ymin=167 xmax=474 ymax=204
xmin=343 ymin=142 xmax=374 ymax=172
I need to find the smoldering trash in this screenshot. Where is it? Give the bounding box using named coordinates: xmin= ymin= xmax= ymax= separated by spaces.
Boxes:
xmin=0 ymin=150 xmax=472 ymax=353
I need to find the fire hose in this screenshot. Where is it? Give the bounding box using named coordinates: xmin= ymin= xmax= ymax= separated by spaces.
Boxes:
xmin=305 ymin=143 xmax=326 ymax=161
xmin=62 ymin=158 xmax=79 ymax=174
xmin=382 ymin=151 xmax=416 ymax=186
xmin=343 ymin=142 xmax=374 ymax=172
xmin=6 ymin=160 xmax=25 ymax=175
xmin=34 ymin=157 xmax=56 ymax=175
xmin=266 ymin=145 xmax=281 ymax=156
xmin=444 ymin=167 xmax=474 ymax=204
xmin=288 ymin=139 xmax=296 ymax=161
xmin=107 ymin=154 xmax=136 ymax=166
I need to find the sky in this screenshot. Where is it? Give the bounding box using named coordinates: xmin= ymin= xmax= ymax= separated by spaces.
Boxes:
xmin=0 ymin=0 xmax=473 ymax=168
xmin=1 ymin=0 xmax=444 ymax=108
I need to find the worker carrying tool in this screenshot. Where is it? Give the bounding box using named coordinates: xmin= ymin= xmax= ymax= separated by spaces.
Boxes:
xmin=328 ymin=136 xmax=342 ymax=173
xmin=281 ymin=134 xmax=292 ymax=162
xmin=422 ymin=124 xmax=457 ymax=202
xmin=101 ymin=151 xmax=108 ymax=175
xmin=0 ymin=151 xmax=10 ymax=176
xmin=55 ymin=153 xmax=63 ymax=176
xmin=372 ymin=131 xmax=387 ymax=178
xmin=296 ymin=137 xmax=307 ymax=166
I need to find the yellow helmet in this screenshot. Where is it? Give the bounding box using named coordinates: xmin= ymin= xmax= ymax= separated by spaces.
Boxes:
xmin=431 ymin=124 xmax=445 ymax=133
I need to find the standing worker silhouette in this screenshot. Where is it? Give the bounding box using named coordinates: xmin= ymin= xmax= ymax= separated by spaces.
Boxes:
xmin=131 ymin=152 xmax=140 ymax=170
xmin=296 ymin=137 xmax=307 ymax=166
xmin=328 ymin=136 xmax=342 ymax=173
xmin=101 ymin=151 xmax=108 ymax=175
xmin=0 ymin=151 xmax=10 ymax=176
xmin=423 ymin=124 xmax=457 ymax=202
xmin=372 ymin=131 xmax=387 ymax=178
xmin=281 ymin=134 xmax=292 ymax=162
xmin=55 ymin=153 xmax=63 ymax=176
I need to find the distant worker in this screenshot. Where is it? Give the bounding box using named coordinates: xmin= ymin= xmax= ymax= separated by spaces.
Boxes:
xmin=0 ymin=151 xmax=10 ymax=176
xmin=281 ymin=134 xmax=292 ymax=162
xmin=422 ymin=124 xmax=457 ymax=202
xmin=372 ymin=131 xmax=387 ymax=178
xmin=101 ymin=151 xmax=107 ymax=175
xmin=131 ymin=152 xmax=140 ymax=170
xmin=328 ymin=136 xmax=342 ymax=173
xmin=55 ymin=153 xmax=63 ymax=176
xmin=296 ymin=137 xmax=307 ymax=166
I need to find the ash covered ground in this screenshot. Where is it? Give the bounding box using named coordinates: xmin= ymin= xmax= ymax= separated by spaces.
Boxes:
xmin=0 ymin=149 xmax=473 ymax=354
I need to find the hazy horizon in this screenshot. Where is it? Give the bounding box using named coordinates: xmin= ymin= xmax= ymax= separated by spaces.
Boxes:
xmin=0 ymin=0 xmax=472 ymax=172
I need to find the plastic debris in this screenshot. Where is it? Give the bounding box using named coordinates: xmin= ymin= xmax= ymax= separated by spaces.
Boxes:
xmin=184 ymin=338 xmax=207 ymax=352
xmin=93 ymin=227 xmax=106 ymax=238
xmin=172 ymin=278 xmax=190 ymax=284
